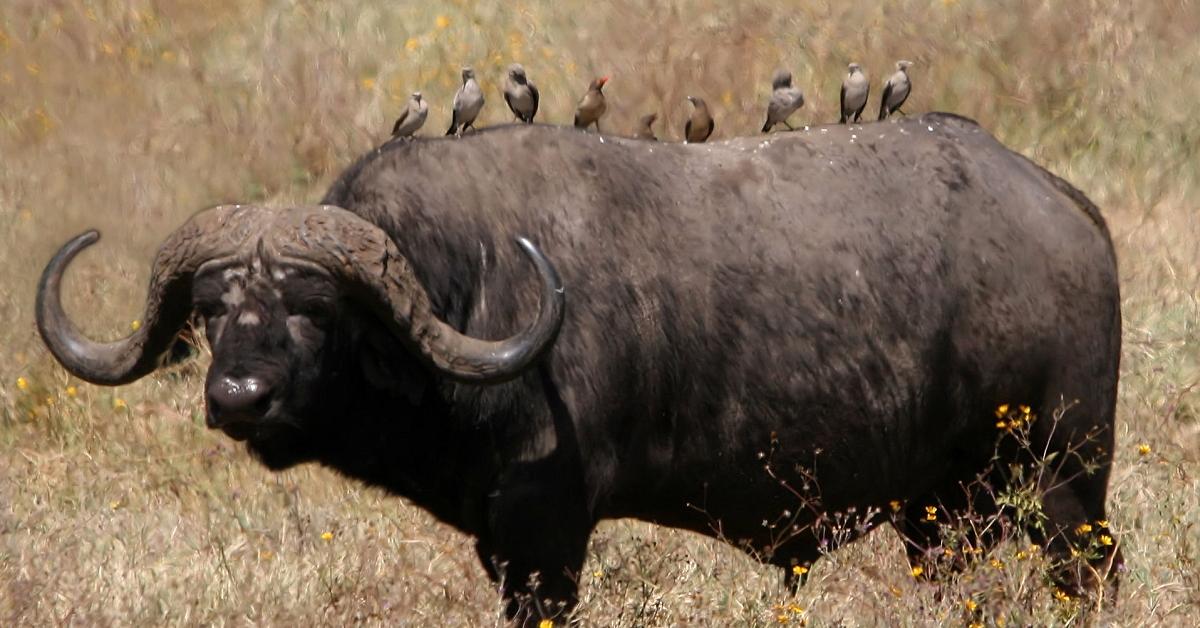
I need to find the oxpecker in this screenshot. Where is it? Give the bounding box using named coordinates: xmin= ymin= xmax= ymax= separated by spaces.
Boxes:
xmin=761 ymin=69 xmax=805 ymax=133
xmin=633 ymin=113 xmax=659 ymax=141
xmin=502 ymin=64 xmax=539 ymax=124
xmin=445 ymin=66 xmax=485 ymax=136
xmin=878 ymin=60 xmax=913 ymax=121
xmin=391 ymin=92 xmax=428 ymax=138
xmin=839 ymin=63 xmax=869 ymax=124
xmin=685 ymin=96 xmax=714 ymax=143
xmin=574 ymin=77 xmax=609 ymax=132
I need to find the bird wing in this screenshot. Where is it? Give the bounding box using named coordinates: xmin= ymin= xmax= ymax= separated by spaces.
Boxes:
xmin=878 ymin=81 xmax=893 ymax=118
xmin=684 ymin=118 xmax=693 ymax=141
xmin=529 ymin=82 xmax=540 ymax=122
xmin=840 ymin=83 xmax=847 ymax=116
xmin=503 ymin=90 xmax=518 ymax=119
xmin=704 ymin=118 xmax=715 ymax=141
xmin=392 ymin=108 xmax=409 ymax=135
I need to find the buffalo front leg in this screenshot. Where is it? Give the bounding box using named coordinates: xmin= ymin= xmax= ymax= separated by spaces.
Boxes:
xmin=476 ymin=472 xmax=593 ymax=625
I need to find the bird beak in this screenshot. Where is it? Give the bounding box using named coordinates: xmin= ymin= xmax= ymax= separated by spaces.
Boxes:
xmin=598 ymin=76 xmax=609 ymax=86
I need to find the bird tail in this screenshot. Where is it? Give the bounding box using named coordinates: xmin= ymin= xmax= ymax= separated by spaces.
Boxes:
xmin=445 ymin=123 xmax=456 ymax=136
xmin=839 ymin=114 xmax=847 ymax=124
xmin=878 ymin=104 xmax=888 ymax=121
xmin=573 ymin=114 xmax=583 ymax=128
xmin=761 ymin=120 xmax=772 ymax=133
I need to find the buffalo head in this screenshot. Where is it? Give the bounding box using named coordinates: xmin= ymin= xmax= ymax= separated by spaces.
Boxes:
xmin=36 ymin=205 xmax=564 ymax=462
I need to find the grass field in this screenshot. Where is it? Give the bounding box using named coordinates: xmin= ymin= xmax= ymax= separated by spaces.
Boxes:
xmin=2 ymin=0 xmax=1198 ymax=625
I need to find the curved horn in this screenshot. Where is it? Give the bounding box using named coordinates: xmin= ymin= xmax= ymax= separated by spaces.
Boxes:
xmin=36 ymin=207 xmax=249 ymax=386
xmin=283 ymin=208 xmax=565 ymax=383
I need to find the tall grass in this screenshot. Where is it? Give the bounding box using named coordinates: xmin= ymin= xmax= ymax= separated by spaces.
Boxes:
xmin=2 ymin=0 xmax=1198 ymax=624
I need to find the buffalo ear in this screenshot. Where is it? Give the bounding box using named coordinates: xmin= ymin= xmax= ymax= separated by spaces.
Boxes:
xmin=358 ymin=326 xmax=427 ymax=405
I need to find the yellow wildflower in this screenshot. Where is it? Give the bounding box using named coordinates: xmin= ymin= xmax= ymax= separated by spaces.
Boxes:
xmin=1076 ymin=523 xmax=1093 ymax=534
xmin=1096 ymin=519 xmax=1109 ymax=528
xmin=131 ymin=320 xmax=141 ymax=331
xmin=788 ymin=603 xmax=804 ymax=614
xmin=109 ymin=500 xmax=121 ymax=510
xmin=910 ymin=565 xmax=924 ymax=577
xmin=1054 ymin=589 xmax=1071 ymax=603
xmin=538 ymin=620 xmax=554 ymax=628
xmin=776 ymin=614 xmax=789 ymax=624
xmin=1099 ymin=534 xmax=1113 ymax=546
xmin=113 ymin=398 xmax=127 ymax=410
xmin=791 ymin=565 xmax=808 ymax=576
xmin=1016 ymin=550 xmax=1027 ymax=560
xmin=964 ymin=598 xmax=978 ymax=612
xmin=968 ymin=624 xmax=983 ymax=628
xmin=320 ymin=531 xmax=334 ymax=541
xmin=995 ymin=403 xmax=1009 ymax=417
xmin=66 ymin=385 xmax=77 ymax=398
xmin=592 ymin=569 xmax=603 ymax=579
xmin=16 ymin=376 xmax=28 ymax=391
xmin=924 ymin=505 xmax=937 ymax=521
xmin=435 ymin=15 xmax=451 ymax=29
xmin=360 ymin=77 xmax=376 ymax=90
xmin=1019 ymin=404 xmax=1031 ymax=415
xmin=989 ymin=558 xmax=1004 ymax=570
xmin=889 ymin=500 xmax=902 ymax=512
xmin=44 ymin=396 xmax=55 ymax=407
xmin=890 ymin=585 xmax=903 ymax=597
xmin=995 ymin=420 xmax=1007 ymax=429
xmin=405 ymin=37 xmax=419 ymax=52
xmin=1137 ymin=443 xmax=1151 ymax=456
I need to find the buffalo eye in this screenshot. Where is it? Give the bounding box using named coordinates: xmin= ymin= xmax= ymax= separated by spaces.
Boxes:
xmin=291 ymin=298 xmax=335 ymax=327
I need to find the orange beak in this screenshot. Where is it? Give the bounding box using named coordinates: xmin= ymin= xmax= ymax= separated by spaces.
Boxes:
xmin=598 ymin=76 xmax=609 ymax=86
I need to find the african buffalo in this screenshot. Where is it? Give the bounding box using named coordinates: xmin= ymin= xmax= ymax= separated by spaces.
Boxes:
xmin=37 ymin=113 xmax=1122 ymax=622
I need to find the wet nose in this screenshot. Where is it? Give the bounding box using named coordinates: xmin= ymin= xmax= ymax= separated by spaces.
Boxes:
xmin=206 ymin=375 xmax=271 ymax=426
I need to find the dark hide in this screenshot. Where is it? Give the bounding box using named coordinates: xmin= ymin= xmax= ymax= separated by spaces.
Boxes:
xmin=315 ymin=114 xmax=1122 ymax=619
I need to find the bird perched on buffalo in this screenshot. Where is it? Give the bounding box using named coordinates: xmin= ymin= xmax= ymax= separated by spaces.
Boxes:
xmin=878 ymin=60 xmax=913 ymax=121
xmin=633 ymin=113 xmax=659 ymax=141
xmin=761 ymin=69 xmax=805 ymax=133
xmin=574 ymin=76 xmax=609 ymax=132
xmin=502 ymin=64 xmax=539 ymax=124
xmin=839 ymin=63 xmax=869 ymax=124
xmin=391 ymin=92 xmax=428 ymax=138
xmin=685 ymin=96 xmax=714 ymax=143
xmin=446 ymin=66 xmax=485 ymax=136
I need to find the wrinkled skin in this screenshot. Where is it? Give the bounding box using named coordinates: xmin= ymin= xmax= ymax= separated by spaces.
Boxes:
xmin=39 ymin=114 xmax=1123 ymax=624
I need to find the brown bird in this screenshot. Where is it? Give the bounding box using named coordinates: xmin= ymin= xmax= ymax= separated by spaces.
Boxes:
xmin=761 ymin=69 xmax=805 ymax=133
xmin=573 ymin=76 xmax=609 ymax=132
xmin=878 ymin=60 xmax=913 ymax=121
xmin=839 ymin=63 xmax=869 ymax=124
xmin=502 ymin=64 xmax=539 ymax=124
xmin=445 ymin=66 xmax=485 ymax=136
xmin=391 ymin=92 xmax=428 ymax=138
xmin=633 ymin=113 xmax=658 ymax=141
xmin=684 ymin=96 xmax=714 ymax=143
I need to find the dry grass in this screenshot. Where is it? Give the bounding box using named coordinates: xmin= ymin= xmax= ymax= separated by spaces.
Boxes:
xmin=2 ymin=0 xmax=1198 ymax=625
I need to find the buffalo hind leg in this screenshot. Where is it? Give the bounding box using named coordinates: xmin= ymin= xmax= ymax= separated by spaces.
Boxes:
xmin=1026 ymin=395 xmax=1122 ymax=605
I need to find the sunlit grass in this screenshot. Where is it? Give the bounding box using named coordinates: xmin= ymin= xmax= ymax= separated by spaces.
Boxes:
xmin=2 ymin=0 xmax=1199 ymax=624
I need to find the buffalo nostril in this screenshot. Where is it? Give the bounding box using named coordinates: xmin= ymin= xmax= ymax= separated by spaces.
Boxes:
xmin=207 ymin=375 xmax=271 ymax=424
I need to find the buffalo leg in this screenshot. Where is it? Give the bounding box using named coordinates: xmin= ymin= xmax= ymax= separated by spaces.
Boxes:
xmin=477 ymin=470 xmax=593 ymax=625
xmin=1026 ymin=393 xmax=1122 ymax=604
xmin=893 ymin=478 xmax=1002 ymax=580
